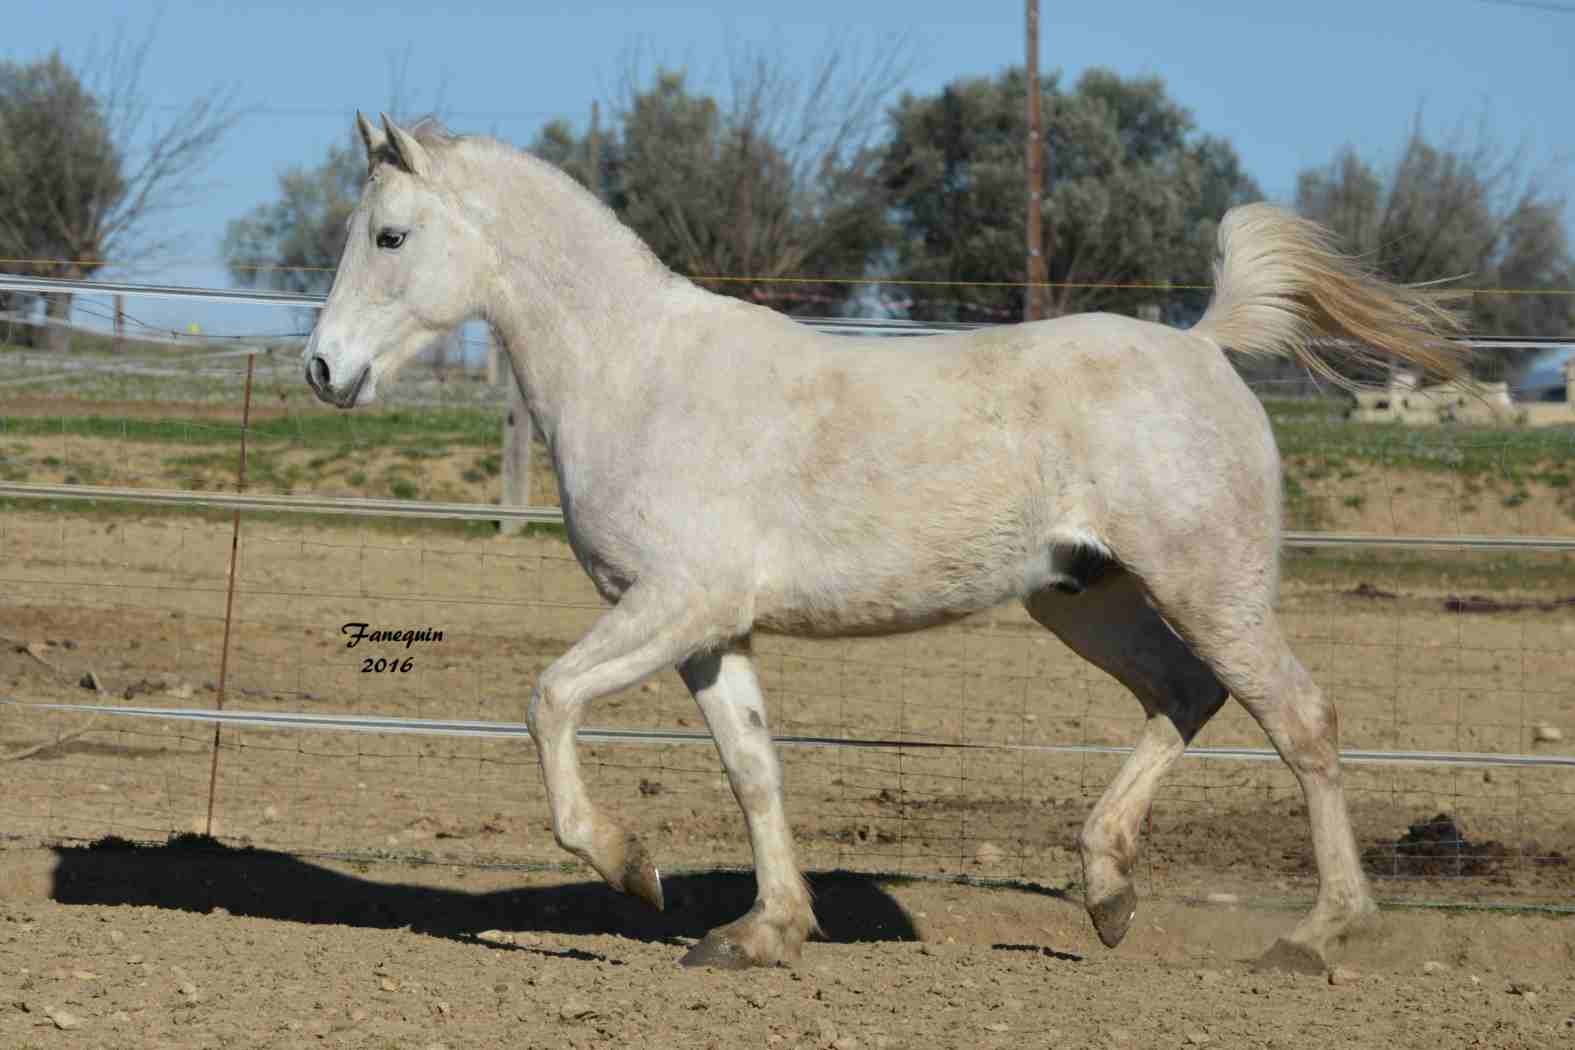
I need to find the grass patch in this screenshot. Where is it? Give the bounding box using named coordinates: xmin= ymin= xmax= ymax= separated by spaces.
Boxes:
xmin=1282 ymin=474 xmax=1325 ymax=531
xmin=305 ymin=445 xmax=357 ymax=471
xmin=0 ymin=448 xmax=28 ymax=481
xmin=0 ymin=406 xmax=501 ymax=450
xmin=1282 ymin=546 xmax=1575 ymax=594
xmin=1266 ymin=407 xmax=1575 ymax=478
xmin=165 ymin=450 xmax=236 ymax=470
xmin=9 ymin=396 xmax=1568 ymax=480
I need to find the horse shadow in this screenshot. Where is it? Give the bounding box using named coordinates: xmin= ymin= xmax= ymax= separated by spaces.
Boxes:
xmin=46 ymin=836 xmax=921 ymax=955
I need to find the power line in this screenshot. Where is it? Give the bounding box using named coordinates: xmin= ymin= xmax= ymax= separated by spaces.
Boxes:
xmin=146 ymin=103 xmax=565 ymax=123
xmin=5 ymin=262 xmax=1575 ymax=297
xmin=1473 ymin=0 xmax=1575 ymax=13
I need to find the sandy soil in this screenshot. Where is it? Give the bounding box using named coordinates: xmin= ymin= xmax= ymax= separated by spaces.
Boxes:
xmin=2 ymin=507 xmax=1572 ymax=886
xmin=2 ymin=847 xmax=1573 ymax=1049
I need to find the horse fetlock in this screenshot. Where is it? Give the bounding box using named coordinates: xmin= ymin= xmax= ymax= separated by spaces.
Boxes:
xmin=1253 ymin=936 xmax=1329 ymax=975
xmin=614 ymin=832 xmax=664 ymax=911
xmin=1297 ymin=893 xmax=1380 ymax=950
xmin=1078 ymin=815 xmax=1136 ymax=870
xmin=1080 ymin=840 xmax=1138 ymax=949
xmin=1256 ymin=895 xmax=1382 ymax=975
xmin=584 ymin=825 xmax=663 ymax=910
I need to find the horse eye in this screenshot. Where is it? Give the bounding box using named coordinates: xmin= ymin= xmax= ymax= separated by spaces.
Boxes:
xmin=376 ymin=230 xmax=406 ymax=250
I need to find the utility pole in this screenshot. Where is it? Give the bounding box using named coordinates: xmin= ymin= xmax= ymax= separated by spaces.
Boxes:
xmin=588 ymin=100 xmax=601 ymax=196
xmin=1024 ymin=0 xmax=1048 ymax=321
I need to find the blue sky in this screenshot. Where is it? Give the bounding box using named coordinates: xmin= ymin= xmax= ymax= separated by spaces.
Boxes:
xmin=5 ymin=0 xmax=1572 ymax=339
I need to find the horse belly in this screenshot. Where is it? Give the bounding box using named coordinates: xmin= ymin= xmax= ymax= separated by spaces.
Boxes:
xmin=752 ymin=548 xmax=1025 ymax=639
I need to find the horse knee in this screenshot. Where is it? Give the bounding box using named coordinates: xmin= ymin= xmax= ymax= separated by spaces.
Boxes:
xmin=1278 ymin=694 xmax=1341 ymax=780
xmin=526 ymin=678 xmax=573 ymax=736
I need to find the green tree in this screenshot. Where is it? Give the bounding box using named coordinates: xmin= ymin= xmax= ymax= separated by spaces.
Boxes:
xmin=880 ymin=68 xmax=1260 ymax=323
xmin=0 ymin=34 xmax=238 ymax=350
xmin=1295 ymin=114 xmax=1575 ymax=341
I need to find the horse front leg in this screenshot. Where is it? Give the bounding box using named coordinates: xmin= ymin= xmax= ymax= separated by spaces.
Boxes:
xmin=527 ymin=582 xmax=726 ymax=911
xmin=676 ymin=642 xmax=818 ymax=968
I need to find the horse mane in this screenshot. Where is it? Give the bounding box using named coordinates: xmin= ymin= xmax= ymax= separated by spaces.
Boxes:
xmin=404 ymin=115 xmax=456 ymax=147
xmin=425 ymin=121 xmax=680 ymax=285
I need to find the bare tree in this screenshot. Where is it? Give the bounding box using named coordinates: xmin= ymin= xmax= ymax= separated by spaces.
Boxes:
xmin=0 ymin=21 xmax=242 ymax=349
xmin=1296 ymin=108 xmax=1574 ymax=344
xmin=224 ymin=49 xmax=450 ymax=330
xmin=556 ymin=33 xmax=916 ymax=314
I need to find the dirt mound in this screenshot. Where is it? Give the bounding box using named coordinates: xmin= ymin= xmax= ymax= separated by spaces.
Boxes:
xmin=1362 ymin=813 xmax=1511 ymax=878
xmin=1357 ymin=813 xmax=1570 ymax=880
xmin=1347 ymin=581 xmax=1398 ymax=600
xmin=1443 ymin=593 xmax=1575 ymax=614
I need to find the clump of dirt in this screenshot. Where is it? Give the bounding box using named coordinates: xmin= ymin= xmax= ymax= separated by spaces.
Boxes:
xmin=1362 ymin=813 xmax=1510 ymax=878
xmin=1443 ymin=593 xmax=1575 ymax=614
xmin=1340 ymin=583 xmax=1575 ymax=613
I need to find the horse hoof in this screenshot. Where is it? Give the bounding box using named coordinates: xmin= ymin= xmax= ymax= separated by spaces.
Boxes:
xmin=1253 ymin=937 xmax=1327 ymax=975
xmin=679 ymin=932 xmax=769 ymax=970
xmin=1087 ymin=884 xmax=1138 ymax=948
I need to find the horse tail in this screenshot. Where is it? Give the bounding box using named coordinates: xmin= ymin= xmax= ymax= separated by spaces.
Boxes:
xmin=1190 ymin=202 xmax=1469 ymax=388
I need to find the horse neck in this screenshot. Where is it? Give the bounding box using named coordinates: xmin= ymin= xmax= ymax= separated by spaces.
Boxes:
xmin=477 ymin=154 xmax=680 ymax=448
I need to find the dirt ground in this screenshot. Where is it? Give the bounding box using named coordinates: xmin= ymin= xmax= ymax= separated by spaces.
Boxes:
xmin=2 ymin=475 xmax=1574 ymax=1044
xmin=2 ymin=847 xmax=1573 ymax=1049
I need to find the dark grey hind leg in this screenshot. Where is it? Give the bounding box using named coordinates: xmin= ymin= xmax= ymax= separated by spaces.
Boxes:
xmin=1025 ymin=568 xmax=1228 ymax=949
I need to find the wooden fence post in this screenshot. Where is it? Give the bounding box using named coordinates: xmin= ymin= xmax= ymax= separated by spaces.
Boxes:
xmin=499 ymin=377 xmax=533 ymax=536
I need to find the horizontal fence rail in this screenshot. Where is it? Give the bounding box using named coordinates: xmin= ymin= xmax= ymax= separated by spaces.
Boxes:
xmin=4 ymin=479 xmax=1575 ymax=551
xmin=3 ymin=272 xmax=1573 ymax=349
xmin=7 ymin=700 xmax=1574 ymax=771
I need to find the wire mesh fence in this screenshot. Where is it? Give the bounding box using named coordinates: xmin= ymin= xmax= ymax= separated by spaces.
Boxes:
xmin=2 ymin=295 xmax=1574 ymax=913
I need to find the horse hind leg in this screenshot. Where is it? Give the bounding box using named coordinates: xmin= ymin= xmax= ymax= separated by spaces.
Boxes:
xmin=1024 ymin=568 xmax=1229 ymax=949
xmin=1140 ymin=564 xmax=1378 ymax=971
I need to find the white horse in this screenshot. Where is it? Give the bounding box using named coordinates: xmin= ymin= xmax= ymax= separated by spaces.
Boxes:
xmin=304 ymin=113 xmax=1464 ymax=971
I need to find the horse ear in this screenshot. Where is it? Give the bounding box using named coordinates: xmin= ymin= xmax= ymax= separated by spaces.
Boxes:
xmin=356 ymin=111 xmax=388 ymax=174
xmin=380 ymin=112 xmax=431 ymax=178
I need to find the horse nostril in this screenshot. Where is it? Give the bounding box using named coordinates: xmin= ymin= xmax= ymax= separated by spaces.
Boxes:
xmin=309 ymin=355 xmax=331 ymax=391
